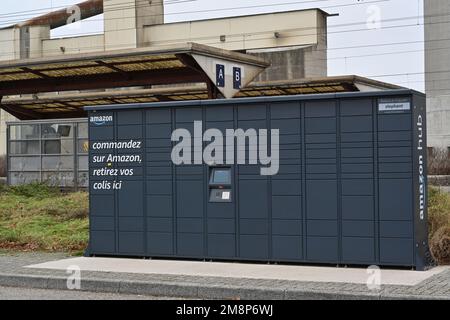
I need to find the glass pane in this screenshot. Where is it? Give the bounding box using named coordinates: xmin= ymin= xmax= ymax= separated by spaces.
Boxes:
xmin=78 ymin=156 xmax=88 ymax=171
xmin=212 ymin=169 xmax=231 ymax=184
xmin=9 ymin=141 xmax=40 ymax=155
xmin=9 ymin=157 xmax=41 ymax=171
xmin=77 ymin=139 xmax=89 ymax=154
xmin=42 ymin=139 xmax=73 ymax=155
xmin=42 ymin=172 xmax=74 ymax=187
xmin=78 ymin=122 xmax=88 ymax=139
xmin=78 ymin=171 xmax=89 ymax=188
xmin=10 ymin=125 xmax=40 ymax=140
xmin=41 ymin=123 xmax=73 ymax=139
xmin=8 ymin=172 xmax=40 ymax=185
xmin=42 ymin=156 xmax=74 ymax=170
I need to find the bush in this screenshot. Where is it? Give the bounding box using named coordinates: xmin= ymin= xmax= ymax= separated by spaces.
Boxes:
xmin=428 ymin=148 xmax=450 ymax=175
xmin=428 ymin=187 xmax=450 ymax=264
xmin=0 ymin=182 xmax=60 ymax=199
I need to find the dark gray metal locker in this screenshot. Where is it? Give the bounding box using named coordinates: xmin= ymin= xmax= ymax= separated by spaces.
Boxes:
xmin=86 ymin=90 xmax=429 ymax=270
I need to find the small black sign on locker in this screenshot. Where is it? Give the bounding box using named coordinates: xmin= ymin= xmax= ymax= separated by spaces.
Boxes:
xmin=85 ymin=90 xmax=430 ymax=270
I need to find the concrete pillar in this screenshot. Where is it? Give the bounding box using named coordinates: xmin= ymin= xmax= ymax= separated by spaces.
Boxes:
xmin=29 ymin=25 xmax=51 ymax=58
xmin=248 ymin=11 xmax=327 ymax=82
xmin=104 ymin=0 xmax=164 ymax=50
xmin=425 ymin=0 xmax=450 ymax=149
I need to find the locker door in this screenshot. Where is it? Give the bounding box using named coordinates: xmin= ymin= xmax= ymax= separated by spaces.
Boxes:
xmin=304 ymin=100 xmax=339 ymax=262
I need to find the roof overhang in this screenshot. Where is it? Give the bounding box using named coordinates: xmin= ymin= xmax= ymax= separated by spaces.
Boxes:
xmin=1 ymin=75 xmax=405 ymax=120
xmin=0 ymin=42 xmax=269 ymax=111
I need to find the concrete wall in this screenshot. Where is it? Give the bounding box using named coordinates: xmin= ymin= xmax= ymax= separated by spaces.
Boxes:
xmin=249 ymin=11 xmax=327 ymax=82
xmin=425 ymin=0 xmax=450 ymax=149
xmin=42 ymin=34 xmax=105 ymax=56
xmin=143 ymin=9 xmax=321 ymax=51
xmin=0 ymin=28 xmax=20 ymax=61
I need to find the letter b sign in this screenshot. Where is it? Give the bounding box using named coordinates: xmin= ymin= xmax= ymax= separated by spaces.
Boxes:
xmin=233 ymin=67 xmax=242 ymax=89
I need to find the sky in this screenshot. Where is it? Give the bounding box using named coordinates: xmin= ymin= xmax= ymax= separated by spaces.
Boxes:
xmin=0 ymin=0 xmax=425 ymax=92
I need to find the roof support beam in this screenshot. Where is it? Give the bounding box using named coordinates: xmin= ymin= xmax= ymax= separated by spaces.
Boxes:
xmin=0 ymin=68 xmax=205 ymax=96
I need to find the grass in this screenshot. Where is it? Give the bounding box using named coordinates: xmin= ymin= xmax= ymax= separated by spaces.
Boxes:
xmin=0 ymin=183 xmax=88 ymax=254
xmin=0 ymin=183 xmax=449 ymax=265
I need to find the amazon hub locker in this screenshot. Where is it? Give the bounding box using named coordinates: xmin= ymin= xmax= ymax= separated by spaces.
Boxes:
xmin=85 ymin=90 xmax=429 ymax=270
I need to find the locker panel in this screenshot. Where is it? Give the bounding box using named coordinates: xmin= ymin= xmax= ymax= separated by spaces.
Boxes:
xmin=272 ymin=220 xmax=302 ymax=236
xmin=307 ymin=220 xmax=338 ymax=237
xmin=208 ymin=234 xmax=236 ymax=258
xmin=379 ymin=179 xmax=413 ymax=221
xmin=146 ymin=195 xmax=172 ymax=217
xmin=119 ymin=217 xmax=144 ymax=232
xmin=117 ymin=110 xmax=143 ymax=125
xmin=147 ymin=233 xmax=173 ymax=255
xmin=240 ymin=220 xmax=268 ymax=235
xmin=342 ymin=237 xmax=375 ymax=263
xmin=306 ymin=180 xmax=338 ymax=220
xmin=240 ymin=235 xmax=269 ymax=259
xmin=118 ymin=232 xmax=144 ymax=254
xmin=340 ymin=116 xmax=373 ymax=133
xmin=305 ymin=101 xmax=336 ymax=117
xmin=340 ymin=99 xmax=373 ymax=116
xmin=378 ymin=114 xmax=412 ymax=131
xmin=147 ymin=218 xmax=173 ymax=233
xmin=239 ymin=180 xmax=269 ymax=219
xmin=380 ymin=238 xmax=413 ymax=265
xmin=177 ymin=233 xmax=204 ymax=257
xmin=342 ymin=221 xmax=374 ymax=237
xmin=272 ymin=236 xmax=302 ymax=260
xmin=146 ymin=108 xmax=171 ymax=124
xmin=270 ymin=103 xmax=301 ymax=119
xmin=208 ymin=219 xmax=235 ymax=234
xmin=176 ymin=180 xmax=204 ymax=218
xmin=175 ymin=108 xmax=202 ymax=123
xmin=306 ymin=237 xmax=338 ymax=262
xmin=118 ymin=181 xmax=144 ymax=217
xmin=90 ymin=231 xmax=115 ymax=253
xmin=90 ymin=217 xmax=114 ymax=231
xmin=272 ymin=196 xmax=301 ymax=219
xmin=342 ymin=196 xmax=374 ymax=220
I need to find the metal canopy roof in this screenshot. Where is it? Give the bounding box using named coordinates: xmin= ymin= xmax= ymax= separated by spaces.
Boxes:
xmin=0 ymin=42 xmax=269 ymax=118
xmin=1 ymin=76 xmax=404 ymax=120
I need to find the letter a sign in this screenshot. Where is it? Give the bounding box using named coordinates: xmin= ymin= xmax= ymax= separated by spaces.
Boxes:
xmin=216 ymin=64 xmax=225 ymax=87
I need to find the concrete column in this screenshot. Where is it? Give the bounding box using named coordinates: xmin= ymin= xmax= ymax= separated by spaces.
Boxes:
xmin=29 ymin=25 xmax=51 ymax=58
xmin=425 ymin=0 xmax=450 ymax=149
xmin=104 ymin=0 xmax=164 ymax=50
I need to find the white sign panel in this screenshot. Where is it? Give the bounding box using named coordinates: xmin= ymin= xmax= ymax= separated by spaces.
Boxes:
xmin=379 ymin=99 xmax=411 ymax=112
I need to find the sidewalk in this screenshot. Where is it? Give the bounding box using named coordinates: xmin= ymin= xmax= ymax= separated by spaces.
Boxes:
xmin=0 ymin=252 xmax=449 ymax=300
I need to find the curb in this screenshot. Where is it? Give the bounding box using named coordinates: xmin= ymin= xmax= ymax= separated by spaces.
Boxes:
xmin=0 ymin=273 xmax=448 ymax=300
